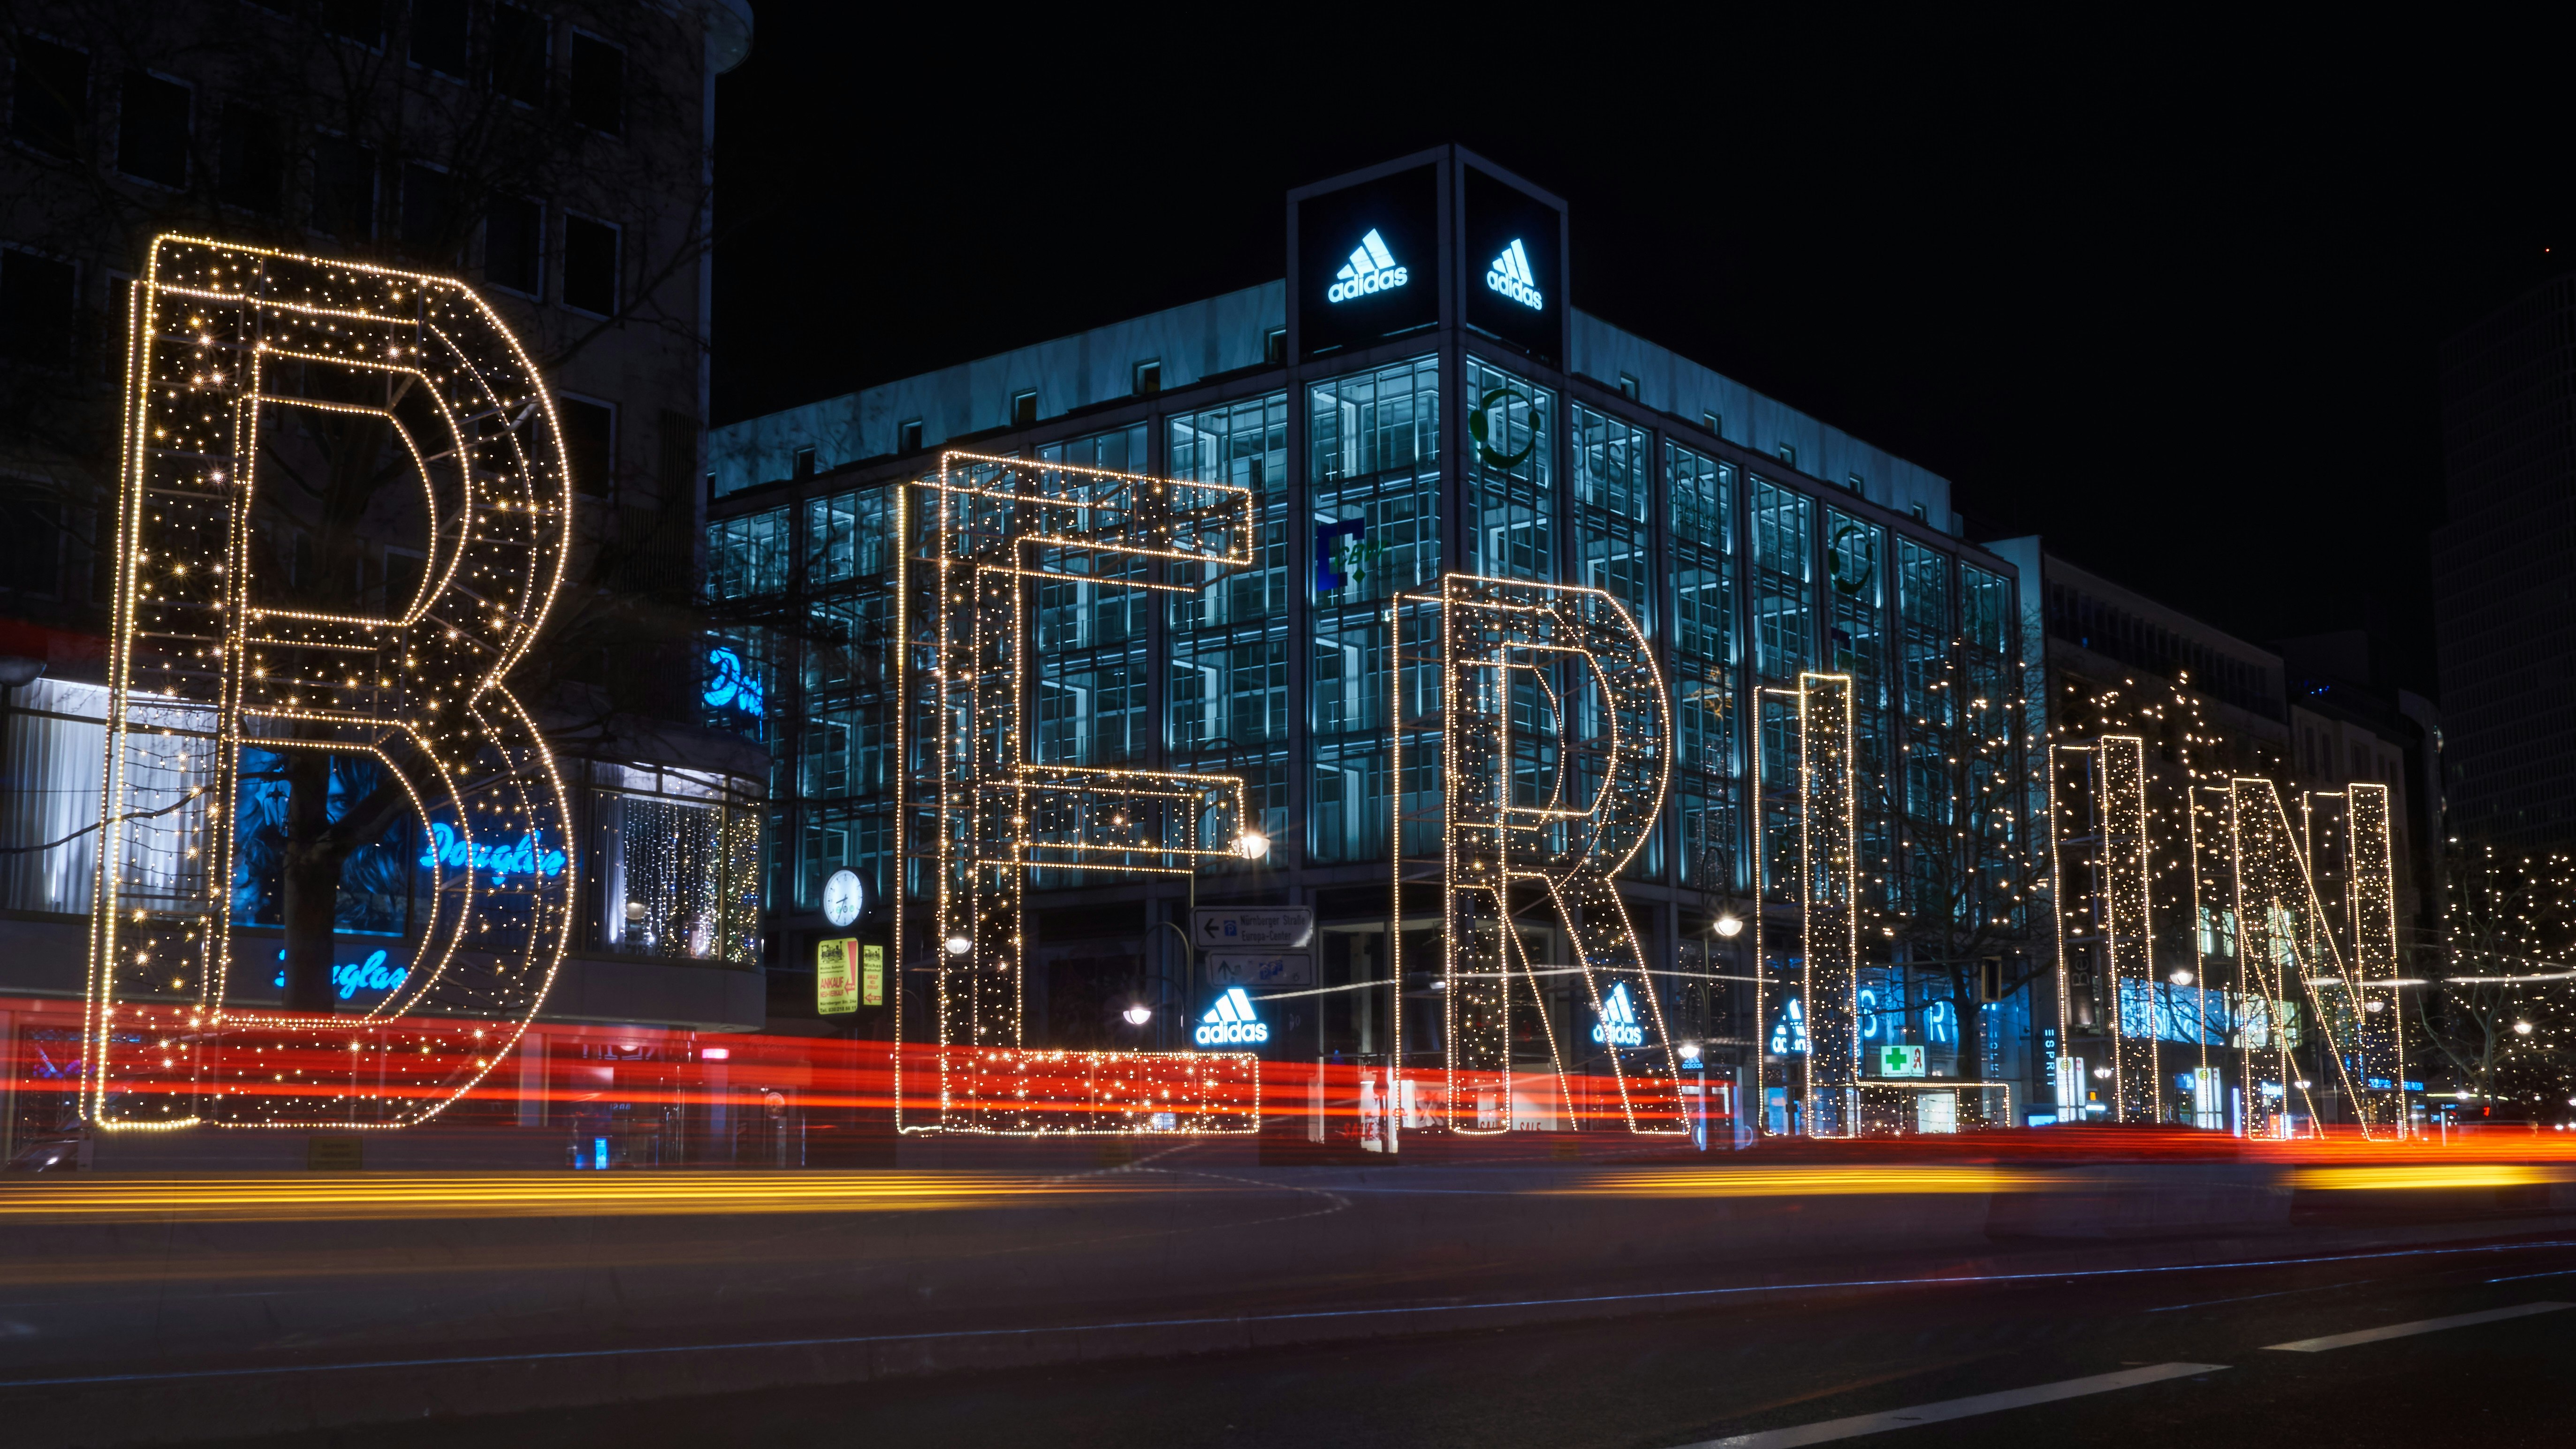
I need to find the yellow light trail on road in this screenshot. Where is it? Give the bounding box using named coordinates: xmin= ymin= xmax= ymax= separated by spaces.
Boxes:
xmin=1542 ymin=1166 xmax=2064 ymax=1198
xmin=0 ymin=1172 xmax=1163 ymax=1223
xmin=2287 ymin=1163 xmax=2576 ymax=1192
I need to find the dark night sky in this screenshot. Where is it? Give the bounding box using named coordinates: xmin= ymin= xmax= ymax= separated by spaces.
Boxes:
xmin=712 ymin=11 xmax=2572 ymax=701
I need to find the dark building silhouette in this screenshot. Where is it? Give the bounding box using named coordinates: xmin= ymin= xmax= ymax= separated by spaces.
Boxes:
xmin=2433 ymin=275 xmax=2576 ymax=849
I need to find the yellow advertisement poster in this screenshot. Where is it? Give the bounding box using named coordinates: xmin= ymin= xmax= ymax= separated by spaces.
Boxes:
xmin=862 ymin=943 xmax=884 ymax=1007
xmin=817 ymin=937 xmax=859 ymax=1014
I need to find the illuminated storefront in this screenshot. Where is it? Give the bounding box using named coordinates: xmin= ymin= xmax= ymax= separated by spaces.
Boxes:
xmin=704 ymin=147 xmax=2036 ymax=1140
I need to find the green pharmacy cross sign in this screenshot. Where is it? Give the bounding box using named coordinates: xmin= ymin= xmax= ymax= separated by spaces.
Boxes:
xmin=1878 ymin=1043 xmax=1927 ymax=1078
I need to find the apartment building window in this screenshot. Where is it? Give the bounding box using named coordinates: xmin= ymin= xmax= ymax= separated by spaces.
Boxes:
xmin=1264 ymin=327 xmax=1286 ymax=365
xmin=400 ymin=162 xmax=455 ymax=257
xmin=0 ymin=489 xmax=62 ymax=599
xmin=104 ymin=274 xmax=132 ymax=382
xmin=558 ymin=395 xmax=614 ymax=496
xmin=311 ymin=135 xmax=376 ymax=239
xmin=485 ymin=196 xmax=542 ymax=295
xmin=217 ymin=104 xmax=283 ymax=214
xmin=1133 ymin=360 xmax=1161 ymax=396
xmin=897 ymin=419 xmax=923 ymax=453
xmin=490 ymin=5 xmax=549 ymax=106
xmin=10 ymin=38 xmax=86 ymax=157
xmin=383 ymin=547 xmax=425 ymax=614
xmin=569 ymin=32 xmax=623 ymax=133
xmin=0 ymin=250 xmax=76 ymax=365
xmin=562 ymin=213 xmax=618 ymax=315
xmin=1011 ymin=390 xmax=1037 ymax=427
xmin=322 ymin=0 xmax=385 ymax=46
xmin=791 ymin=446 xmax=815 ymax=480
xmin=116 ymin=72 xmax=190 ymax=188
xmin=410 ymin=0 xmax=471 ymax=76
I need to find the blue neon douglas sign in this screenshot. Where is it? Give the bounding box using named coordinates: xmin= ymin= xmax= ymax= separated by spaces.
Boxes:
xmin=704 ymin=645 xmax=763 ymax=715
xmin=420 ymin=822 xmax=567 ymax=881
xmin=271 ymin=946 xmax=410 ymax=1001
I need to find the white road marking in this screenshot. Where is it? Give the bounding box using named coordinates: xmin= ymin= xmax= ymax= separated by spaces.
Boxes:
xmin=1681 ymin=1363 xmax=2229 ymax=1448
xmin=2263 ymin=1300 xmax=2573 ymax=1352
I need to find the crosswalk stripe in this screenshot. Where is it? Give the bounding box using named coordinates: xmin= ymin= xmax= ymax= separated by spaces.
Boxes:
xmin=1679 ymin=1362 xmax=2228 ymax=1448
xmin=2262 ymin=1300 xmax=2572 ymax=1352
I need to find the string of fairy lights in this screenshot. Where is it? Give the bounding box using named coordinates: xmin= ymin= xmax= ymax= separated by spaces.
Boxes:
xmin=2042 ymin=672 xmax=2407 ymax=1138
xmin=1394 ymin=574 xmax=1686 ymax=1137
xmin=84 ymin=235 xmax=574 ymax=1132
xmin=896 ymin=451 xmax=1264 ymax=1134
xmin=1797 ymin=673 xmax=1860 ymax=1138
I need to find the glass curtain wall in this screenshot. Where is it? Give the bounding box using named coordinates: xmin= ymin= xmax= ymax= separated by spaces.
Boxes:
xmin=1023 ymin=426 xmax=1151 ymax=889
xmin=1827 ymin=508 xmax=1896 ymax=1054
xmin=1748 ymin=477 xmax=1813 ymax=907
xmin=1168 ymin=393 xmax=1292 ymax=856
xmin=1309 ymin=356 xmax=1440 ymax=865
xmin=1959 ymin=564 xmax=2022 ymax=1085
xmin=1668 ymin=445 xmax=1739 ymax=893
xmin=796 ymin=484 xmax=897 ymax=911
xmin=1827 ymin=509 xmax=1891 ymax=916
xmin=1573 ymin=402 xmax=1657 ymax=880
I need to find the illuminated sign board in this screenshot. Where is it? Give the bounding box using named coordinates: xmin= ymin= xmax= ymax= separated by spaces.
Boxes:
xmin=1591 ymin=981 xmax=1645 ymax=1048
xmin=705 ymin=645 xmax=763 ymax=716
xmin=818 ymin=937 xmax=859 ymax=1014
xmin=1770 ymin=997 xmax=1810 ymax=1055
xmin=1297 ymin=165 xmax=1437 ymax=359
xmin=1460 ymin=164 xmax=1563 ymax=364
xmin=1195 ymin=986 xmax=1269 ymax=1047
xmin=1877 ymin=1043 xmax=1927 ymax=1078
xmin=420 ymin=823 xmax=567 ymax=881
xmin=269 ymin=945 xmax=409 ymax=1001
xmin=1326 ymin=229 xmax=1409 ymax=303
xmin=1315 ymin=517 xmax=1378 ymax=597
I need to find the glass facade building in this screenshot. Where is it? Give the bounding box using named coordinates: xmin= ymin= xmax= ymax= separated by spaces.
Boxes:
xmin=705 ymin=147 xmax=2033 ymax=1126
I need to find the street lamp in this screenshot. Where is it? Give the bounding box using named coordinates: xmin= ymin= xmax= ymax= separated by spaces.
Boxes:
xmin=2515 ymin=1020 xmax=2535 ymax=1036
xmin=1235 ymin=830 xmax=1270 ymax=861
xmin=943 ymin=933 xmax=972 ymax=957
xmin=2169 ymin=969 xmax=2193 ymax=986
xmin=1714 ymin=914 xmax=1744 ymax=939
xmin=1122 ymin=1003 xmax=1154 ymax=1027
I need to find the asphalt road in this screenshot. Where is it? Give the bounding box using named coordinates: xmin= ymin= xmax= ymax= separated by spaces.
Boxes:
xmin=198 ymin=1227 xmax=2576 ymax=1449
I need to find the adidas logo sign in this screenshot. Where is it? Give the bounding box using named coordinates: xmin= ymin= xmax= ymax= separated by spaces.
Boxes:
xmin=1485 ymin=238 xmax=1543 ymax=311
xmin=1591 ymin=981 xmax=1644 ymax=1048
xmin=1327 ymin=229 xmax=1409 ymax=304
xmin=1194 ymin=986 xmax=1270 ymax=1047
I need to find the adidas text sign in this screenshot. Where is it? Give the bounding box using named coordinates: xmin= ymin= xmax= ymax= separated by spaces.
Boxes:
xmin=1194 ymin=986 xmax=1270 ymax=1047
xmin=1485 ymin=238 xmax=1543 ymax=311
xmin=1327 ymin=229 xmax=1410 ymax=304
xmin=1591 ymin=981 xmax=1644 ymax=1048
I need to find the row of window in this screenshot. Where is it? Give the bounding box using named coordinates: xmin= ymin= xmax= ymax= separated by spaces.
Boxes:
xmin=712 ymin=363 xmax=2018 ymax=910
xmin=2 ymin=199 xmax=617 ymax=384
xmin=12 ymin=7 xmax=625 ymax=165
